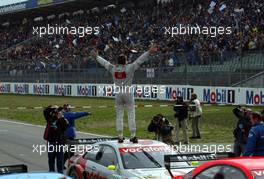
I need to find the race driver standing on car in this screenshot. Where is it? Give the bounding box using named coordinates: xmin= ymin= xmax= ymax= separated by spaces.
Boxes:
xmin=91 ymin=44 xmax=158 ymax=143
xmin=244 ymin=112 xmax=264 ymax=156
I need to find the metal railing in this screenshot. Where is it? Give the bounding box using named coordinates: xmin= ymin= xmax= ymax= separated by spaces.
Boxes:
xmin=0 ymin=50 xmax=263 ymax=87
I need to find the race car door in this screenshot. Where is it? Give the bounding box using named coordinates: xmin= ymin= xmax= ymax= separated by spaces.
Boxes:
xmin=86 ymin=145 xmax=119 ymax=178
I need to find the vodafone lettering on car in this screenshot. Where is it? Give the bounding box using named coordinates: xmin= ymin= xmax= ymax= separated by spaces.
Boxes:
xmin=119 ymin=146 xmax=172 ymax=153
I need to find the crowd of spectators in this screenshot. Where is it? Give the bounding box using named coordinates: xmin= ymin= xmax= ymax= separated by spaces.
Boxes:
xmin=0 ymin=0 xmax=263 ymax=76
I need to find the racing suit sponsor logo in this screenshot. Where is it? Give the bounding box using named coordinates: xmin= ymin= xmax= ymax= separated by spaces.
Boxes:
xmin=114 ymin=71 xmax=127 ymax=79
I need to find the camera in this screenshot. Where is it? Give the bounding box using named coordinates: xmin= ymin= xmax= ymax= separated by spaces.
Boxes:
xmin=148 ymin=114 xmax=173 ymax=136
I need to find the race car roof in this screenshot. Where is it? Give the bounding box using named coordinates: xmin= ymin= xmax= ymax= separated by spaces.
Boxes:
xmin=99 ymin=139 xmax=168 ymax=148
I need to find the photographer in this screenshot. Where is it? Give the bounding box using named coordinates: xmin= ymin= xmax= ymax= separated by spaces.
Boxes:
xmin=233 ymin=106 xmax=252 ymax=157
xmin=244 ymin=112 xmax=264 ymax=156
xmin=43 ymin=106 xmax=68 ymax=173
xmin=148 ymin=114 xmax=174 ymax=144
xmin=173 ymin=96 xmax=189 ymax=144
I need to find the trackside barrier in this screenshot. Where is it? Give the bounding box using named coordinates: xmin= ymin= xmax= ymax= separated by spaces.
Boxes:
xmin=0 ymin=82 xmax=264 ymax=105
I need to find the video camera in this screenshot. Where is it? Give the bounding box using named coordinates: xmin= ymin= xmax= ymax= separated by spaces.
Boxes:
xmin=148 ymin=114 xmax=173 ymax=136
xmin=233 ymin=106 xmax=252 ymax=119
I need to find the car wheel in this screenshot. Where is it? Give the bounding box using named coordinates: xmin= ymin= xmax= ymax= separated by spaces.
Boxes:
xmin=69 ymin=169 xmax=80 ymax=179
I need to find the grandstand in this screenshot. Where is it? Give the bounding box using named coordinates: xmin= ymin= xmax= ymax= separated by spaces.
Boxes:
xmin=0 ymin=0 xmax=263 ymax=87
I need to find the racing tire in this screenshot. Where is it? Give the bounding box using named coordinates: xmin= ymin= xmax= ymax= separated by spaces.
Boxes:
xmin=69 ymin=169 xmax=80 ymax=179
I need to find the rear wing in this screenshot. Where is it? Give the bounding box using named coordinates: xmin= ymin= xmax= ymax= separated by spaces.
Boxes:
xmin=66 ymin=137 xmax=119 ymax=145
xmin=164 ymin=152 xmax=234 ymax=177
xmin=0 ymin=164 xmax=28 ymax=175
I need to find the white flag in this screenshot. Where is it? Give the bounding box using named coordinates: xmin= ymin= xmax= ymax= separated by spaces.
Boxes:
xmin=219 ymin=4 xmax=226 ymax=11
xmin=210 ymin=1 xmax=216 ymax=7
xmin=112 ymin=36 xmax=119 ymax=42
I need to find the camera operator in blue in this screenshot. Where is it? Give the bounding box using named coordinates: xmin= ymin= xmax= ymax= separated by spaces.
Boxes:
xmin=62 ymin=104 xmax=91 ymax=164
xmin=232 ymin=107 xmax=252 ymax=156
xmin=62 ymin=104 xmax=91 ymax=140
xmin=244 ymin=112 xmax=264 ymax=156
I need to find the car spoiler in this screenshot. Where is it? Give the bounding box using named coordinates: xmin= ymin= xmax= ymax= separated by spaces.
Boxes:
xmin=164 ymin=152 xmax=235 ymax=177
xmin=66 ymin=137 xmax=119 ymax=145
xmin=0 ymin=164 xmax=28 ymax=175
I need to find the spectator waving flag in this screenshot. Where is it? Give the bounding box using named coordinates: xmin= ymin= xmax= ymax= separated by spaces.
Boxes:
xmin=219 ymin=3 xmax=227 ymax=12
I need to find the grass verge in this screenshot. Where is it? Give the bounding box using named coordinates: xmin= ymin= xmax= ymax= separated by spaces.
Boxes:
xmin=0 ymin=94 xmax=263 ymax=143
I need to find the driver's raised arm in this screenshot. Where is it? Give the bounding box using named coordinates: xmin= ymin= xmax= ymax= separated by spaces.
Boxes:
xmin=91 ymin=49 xmax=114 ymax=72
xmin=132 ymin=52 xmax=151 ymax=71
xmin=96 ymin=55 xmax=114 ymax=72
xmin=131 ymin=44 xmax=158 ymax=71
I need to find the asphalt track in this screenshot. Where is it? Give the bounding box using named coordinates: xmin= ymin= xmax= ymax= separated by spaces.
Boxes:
xmin=0 ymin=119 xmax=233 ymax=173
xmin=0 ymin=119 xmax=105 ymax=172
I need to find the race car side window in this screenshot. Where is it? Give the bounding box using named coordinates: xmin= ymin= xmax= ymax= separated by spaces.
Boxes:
xmin=195 ymin=165 xmax=247 ymax=179
xmin=83 ymin=145 xmax=102 ymax=162
xmin=96 ymin=145 xmax=118 ymax=167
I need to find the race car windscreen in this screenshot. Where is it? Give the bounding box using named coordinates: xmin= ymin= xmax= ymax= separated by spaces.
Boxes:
xmin=119 ymin=146 xmax=190 ymax=169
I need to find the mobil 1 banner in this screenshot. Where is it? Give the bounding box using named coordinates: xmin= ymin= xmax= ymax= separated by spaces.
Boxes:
xmin=161 ymin=85 xmax=194 ymax=101
xmin=198 ymin=87 xmax=236 ymax=104
xmin=32 ymin=83 xmax=50 ymax=95
xmin=158 ymin=85 xmax=237 ymax=104
xmin=53 ymin=83 xmax=73 ymax=96
xmin=75 ymin=84 xmax=97 ymax=97
xmin=240 ymin=88 xmax=264 ymax=105
xmin=0 ymin=83 xmax=11 ymax=93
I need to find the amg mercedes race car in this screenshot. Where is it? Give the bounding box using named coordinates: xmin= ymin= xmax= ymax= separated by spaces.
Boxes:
xmin=66 ymin=138 xmax=194 ymax=179
xmin=165 ymin=153 xmax=264 ymax=179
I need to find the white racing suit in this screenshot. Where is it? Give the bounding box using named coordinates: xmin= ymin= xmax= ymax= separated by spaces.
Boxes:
xmin=96 ymin=52 xmax=150 ymax=138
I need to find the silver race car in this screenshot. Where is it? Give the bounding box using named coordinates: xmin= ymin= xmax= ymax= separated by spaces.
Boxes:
xmin=66 ymin=138 xmax=194 ymax=179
